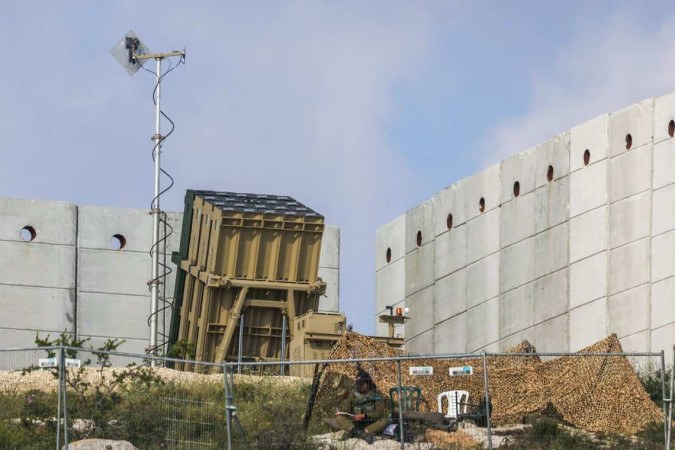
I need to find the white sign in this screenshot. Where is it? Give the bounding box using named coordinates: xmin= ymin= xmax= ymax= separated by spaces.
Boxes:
xmin=38 ymin=358 xmax=58 ymax=368
xmin=449 ymin=365 xmax=473 ymax=376
xmin=409 ymin=366 xmax=434 ymax=376
xmin=65 ymin=358 xmax=81 ymax=368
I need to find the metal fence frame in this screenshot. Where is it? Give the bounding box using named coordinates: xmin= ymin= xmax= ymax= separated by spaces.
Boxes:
xmin=0 ymin=344 xmax=670 ymax=449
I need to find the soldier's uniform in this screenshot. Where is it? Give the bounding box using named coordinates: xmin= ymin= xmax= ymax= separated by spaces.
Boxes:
xmin=336 ymin=370 xmax=388 ymax=438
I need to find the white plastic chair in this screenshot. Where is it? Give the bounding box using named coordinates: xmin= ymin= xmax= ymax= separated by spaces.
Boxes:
xmin=437 ymin=390 xmax=469 ymax=419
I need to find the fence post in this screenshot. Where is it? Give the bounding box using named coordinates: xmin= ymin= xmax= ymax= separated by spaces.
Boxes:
xmin=56 ymin=346 xmax=62 ymax=450
xmin=668 ymin=345 xmax=674 ymax=449
xmin=60 ymin=345 xmax=69 ymax=449
xmin=223 ymin=363 xmax=233 ymax=450
xmin=396 ymin=359 xmax=404 ymax=450
xmin=661 ymin=350 xmax=669 ymax=450
xmin=482 ymin=351 xmax=492 ymax=450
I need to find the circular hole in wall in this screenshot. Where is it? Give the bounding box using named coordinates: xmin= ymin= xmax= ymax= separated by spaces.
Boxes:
xmin=110 ymin=234 xmax=127 ymax=250
xmin=513 ymin=181 xmax=520 ymax=198
xmin=416 ymin=230 xmax=422 ymax=247
xmin=547 ymin=165 xmax=554 ymax=182
xmin=625 ymin=133 xmax=632 ymax=150
xmin=583 ymin=149 xmax=591 ymax=166
xmin=386 ymin=247 xmax=392 ymax=263
xmin=20 ymin=226 xmax=36 ymax=242
xmin=479 ymin=197 xmax=485 ymax=213
xmin=669 ymin=120 xmax=675 ymax=138
xmin=446 ymin=213 xmax=453 ymax=230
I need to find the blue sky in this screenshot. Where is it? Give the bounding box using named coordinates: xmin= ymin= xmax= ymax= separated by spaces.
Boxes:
xmin=1 ymin=2 xmax=675 ymax=333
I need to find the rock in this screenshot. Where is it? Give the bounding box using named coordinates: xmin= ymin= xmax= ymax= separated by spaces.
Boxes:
xmin=63 ymin=439 xmax=138 ymax=450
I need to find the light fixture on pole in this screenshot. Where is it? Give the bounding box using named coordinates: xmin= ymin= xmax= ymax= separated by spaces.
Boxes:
xmin=110 ymin=31 xmax=185 ymax=365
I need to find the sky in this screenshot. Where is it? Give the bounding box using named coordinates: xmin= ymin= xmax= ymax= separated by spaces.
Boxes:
xmin=2 ymin=1 xmax=675 ymax=334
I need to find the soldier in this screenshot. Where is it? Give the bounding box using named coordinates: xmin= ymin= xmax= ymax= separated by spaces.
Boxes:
xmin=335 ymin=368 xmax=388 ymax=444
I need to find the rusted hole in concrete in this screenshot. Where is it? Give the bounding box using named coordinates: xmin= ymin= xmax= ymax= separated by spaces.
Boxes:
xmin=625 ymin=133 xmax=632 ymax=150
xmin=583 ymin=149 xmax=591 ymax=166
xmin=479 ymin=197 xmax=485 ymax=213
xmin=547 ymin=165 xmax=554 ymax=182
xmin=20 ymin=226 xmax=36 ymax=242
xmin=446 ymin=213 xmax=453 ymax=230
xmin=669 ymin=120 xmax=674 ymax=138
xmin=386 ymin=247 xmax=392 ymax=263
xmin=513 ymin=181 xmax=520 ymax=198
xmin=416 ymin=231 xmax=422 ymax=247
xmin=110 ymin=234 xmax=126 ymax=250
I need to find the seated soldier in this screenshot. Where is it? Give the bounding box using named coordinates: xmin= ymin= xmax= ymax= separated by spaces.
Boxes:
xmin=335 ymin=369 xmax=388 ymax=444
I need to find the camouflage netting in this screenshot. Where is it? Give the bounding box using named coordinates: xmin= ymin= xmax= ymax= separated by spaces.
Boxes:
xmin=310 ymin=332 xmax=663 ymax=435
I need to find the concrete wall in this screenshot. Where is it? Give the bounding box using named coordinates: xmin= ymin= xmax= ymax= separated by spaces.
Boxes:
xmin=0 ymin=200 xmax=340 ymax=354
xmin=375 ymin=93 xmax=675 ymax=355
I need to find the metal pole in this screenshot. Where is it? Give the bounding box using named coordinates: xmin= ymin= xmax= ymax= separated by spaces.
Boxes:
xmin=61 ymin=346 xmax=69 ymax=448
xmin=662 ymin=350 xmax=669 ymax=450
xmin=668 ymin=345 xmax=674 ymax=448
xmin=280 ymin=315 xmax=287 ymax=376
xmin=482 ymin=352 xmax=493 ymax=450
xmin=56 ymin=346 xmax=62 ymax=450
xmin=396 ymin=359 xmax=404 ymax=450
xmin=224 ymin=364 xmax=233 ymax=450
xmin=149 ymin=56 xmax=162 ymax=366
xmin=238 ymin=314 xmax=244 ymax=375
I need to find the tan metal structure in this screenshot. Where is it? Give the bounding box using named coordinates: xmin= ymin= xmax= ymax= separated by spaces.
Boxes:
xmin=289 ymin=310 xmax=347 ymax=377
xmin=170 ymin=191 xmax=327 ymax=371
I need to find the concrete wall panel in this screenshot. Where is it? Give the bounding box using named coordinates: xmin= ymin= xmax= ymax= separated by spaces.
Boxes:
xmin=319 ymin=225 xmax=340 ymax=270
xmin=651 ymin=324 xmax=675 ymax=354
xmin=534 ymin=176 xmax=569 ymax=234
xmin=570 ymin=114 xmax=608 ymax=173
xmin=375 ymin=259 xmax=405 ymax=314
xmin=0 ymin=241 xmax=75 ymax=289
xmin=608 ymin=99 xmax=653 ymax=157
xmin=0 ymin=285 xmax=74 ymax=332
xmin=500 ymin=149 xmax=536 ymax=201
xmin=434 ymin=225 xmax=467 ymax=279
xmin=533 ymin=315 xmax=569 ymax=353
xmin=652 ymin=185 xmax=675 ymax=236
xmin=500 ymin=237 xmax=535 ymax=293
xmin=570 ymin=252 xmax=607 ymax=309
xmin=465 ymin=253 xmax=499 ymax=309
xmin=78 ymin=249 xmax=149 ymax=297
xmin=375 ymin=215 xmax=405 ymax=272
xmin=433 ymin=183 xmax=466 ymax=236
xmin=651 ymin=277 xmax=675 ymax=330
xmin=618 ymin=330 xmax=650 ymax=353
xmin=0 ymin=198 xmax=76 ymax=245
xmin=608 ymin=238 xmax=650 ymax=295
xmin=500 ymin=193 xmax=535 ymax=248
xmin=78 ymin=207 xmax=152 ymax=252
xmin=317 ymin=267 xmax=339 ymax=312
xmin=608 ymin=285 xmax=650 ymax=338
xmin=405 ymin=286 xmax=434 ymax=339
xmin=405 ymin=243 xmax=435 ymax=297
xmin=570 ymin=300 xmax=606 ymax=351
xmin=535 ymin=133 xmax=570 ymax=188
xmin=652 ymin=230 xmax=675 ymax=282
xmin=467 ymin=209 xmax=500 ymax=265
xmin=609 ymin=191 xmax=651 ymax=249
xmin=405 ymin=328 xmax=433 ymax=356
xmin=533 ymin=268 xmax=568 ymax=325
xmin=499 ymin=283 xmax=534 ymax=338
xmin=609 ymin=145 xmax=652 ymax=203
xmin=78 ymin=293 xmax=149 ymax=339
xmin=434 ymin=314 xmax=467 ymax=354
xmin=534 ymin=222 xmax=568 ymax=279
xmin=653 ymin=92 xmax=675 ymax=144
xmin=405 ymin=200 xmax=435 ymax=254
xmin=466 ymin=297 xmax=498 ymax=352
xmin=569 ymin=206 xmax=607 ymax=263
xmin=653 ymin=140 xmax=675 ymax=190
xmin=463 ymin=165 xmax=501 ymax=222
xmin=570 ymin=161 xmax=608 ymax=218
xmin=434 ymin=270 xmax=466 ymax=323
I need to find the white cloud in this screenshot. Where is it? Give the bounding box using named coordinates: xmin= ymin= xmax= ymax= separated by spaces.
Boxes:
xmin=479 ymin=9 xmax=675 ymax=167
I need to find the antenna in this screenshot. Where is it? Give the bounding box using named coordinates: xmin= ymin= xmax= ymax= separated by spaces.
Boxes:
xmin=111 ymin=31 xmax=185 ymax=365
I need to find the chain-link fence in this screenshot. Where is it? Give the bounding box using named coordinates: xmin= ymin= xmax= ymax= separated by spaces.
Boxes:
xmin=0 ymin=344 xmax=670 ymax=449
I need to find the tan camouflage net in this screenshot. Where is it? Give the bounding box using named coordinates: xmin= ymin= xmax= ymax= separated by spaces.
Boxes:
xmin=310 ymin=332 xmax=663 ymax=435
